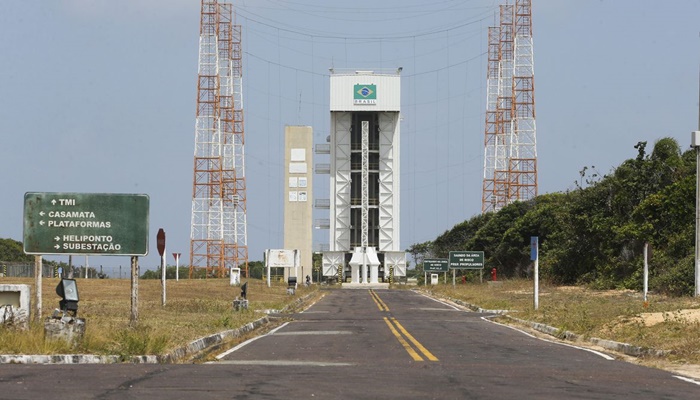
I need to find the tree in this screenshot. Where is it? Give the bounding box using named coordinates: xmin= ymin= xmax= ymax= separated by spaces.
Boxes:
xmin=248 ymin=261 xmax=265 ymax=279
xmin=406 ymin=136 xmax=697 ymax=294
xmin=0 ymin=238 xmax=33 ymax=262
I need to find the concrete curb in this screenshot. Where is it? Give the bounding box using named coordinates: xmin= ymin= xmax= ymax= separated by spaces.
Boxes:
xmin=429 ymin=291 xmax=670 ymax=359
xmin=0 ymin=290 xmax=319 ymax=365
xmin=158 ymin=316 xmax=271 ymax=364
xmin=0 ymin=354 xmax=122 ymax=364
xmin=504 ymin=315 xmax=670 ymax=358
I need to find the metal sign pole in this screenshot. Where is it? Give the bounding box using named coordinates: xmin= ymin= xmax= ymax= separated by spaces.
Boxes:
xmin=157 ymin=229 xmax=166 ymax=307
xmin=696 ymin=141 xmax=700 ymax=297
xmin=130 ymin=256 xmax=139 ymax=326
xmin=161 ymin=253 xmax=166 ymax=306
xmin=173 ymin=253 xmax=181 ymax=282
xmin=34 ymin=255 xmax=42 ymax=322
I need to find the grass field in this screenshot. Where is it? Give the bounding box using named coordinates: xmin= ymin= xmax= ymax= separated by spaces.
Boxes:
xmin=429 ymin=280 xmax=700 ymax=364
xmin=0 ymin=277 xmax=319 ymax=358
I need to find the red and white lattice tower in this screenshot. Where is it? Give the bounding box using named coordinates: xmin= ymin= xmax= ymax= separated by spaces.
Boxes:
xmin=509 ymin=0 xmax=537 ymax=203
xmin=190 ymin=0 xmax=248 ymax=278
xmin=480 ymin=25 xmax=503 ymax=213
xmin=482 ymin=0 xmax=537 ymax=213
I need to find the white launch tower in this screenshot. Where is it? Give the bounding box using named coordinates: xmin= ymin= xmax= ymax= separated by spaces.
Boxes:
xmin=322 ymin=70 xmax=406 ymax=286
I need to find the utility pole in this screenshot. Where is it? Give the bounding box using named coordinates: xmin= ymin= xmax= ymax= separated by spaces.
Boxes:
xmin=694 ymin=65 xmax=700 ymax=297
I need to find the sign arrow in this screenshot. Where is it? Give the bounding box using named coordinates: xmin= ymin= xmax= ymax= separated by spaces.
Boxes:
xmin=23 ymin=192 xmax=149 ymax=256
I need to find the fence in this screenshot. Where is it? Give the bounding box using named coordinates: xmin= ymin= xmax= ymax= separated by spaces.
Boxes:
xmin=0 ymin=262 xmax=53 ymax=278
xmin=0 ymin=262 xmax=106 ymax=279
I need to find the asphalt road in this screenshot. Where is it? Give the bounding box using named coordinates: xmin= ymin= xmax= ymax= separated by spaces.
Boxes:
xmin=0 ymin=288 xmax=698 ymax=399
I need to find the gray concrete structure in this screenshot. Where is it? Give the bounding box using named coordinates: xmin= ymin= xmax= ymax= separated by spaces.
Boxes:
xmin=283 ymin=126 xmax=314 ymax=282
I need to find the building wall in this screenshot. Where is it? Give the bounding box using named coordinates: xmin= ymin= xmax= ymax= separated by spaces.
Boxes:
xmin=283 ymin=126 xmax=313 ymax=281
xmin=378 ymin=111 xmax=400 ymax=251
xmin=330 ymin=72 xmax=401 ymax=111
xmin=329 ymin=112 xmax=352 ymax=252
xmin=329 ymin=71 xmax=401 ymax=255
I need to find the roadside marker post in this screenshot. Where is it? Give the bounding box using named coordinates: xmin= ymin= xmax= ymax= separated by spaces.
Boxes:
xmin=173 ymin=253 xmax=181 ymax=282
xmin=643 ymin=243 xmax=649 ymax=305
xmin=531 ymin=236 xmax=539 ymax=310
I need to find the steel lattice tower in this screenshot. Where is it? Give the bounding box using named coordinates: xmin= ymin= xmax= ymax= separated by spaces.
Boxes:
xmin=509 ymin=0 xmax=537 ymax=202
xmin=481 ymin=25 xmax=502 ymax=213
xmin=190 ymin=0 xmax=248 ymax=278
xmin=482 ymin=0 xmax=537 ymax=213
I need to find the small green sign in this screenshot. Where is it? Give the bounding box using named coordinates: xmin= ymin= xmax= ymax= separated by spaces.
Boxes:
xmin=23 ymin=192 xmax=149 ymax=256
xmin=449 ymin=251 xmax=485 ymax=270
xmin=354 ymin=84 xmax=377 ymax=105
xmin=424 ymin=258 xmax=449 ymax=272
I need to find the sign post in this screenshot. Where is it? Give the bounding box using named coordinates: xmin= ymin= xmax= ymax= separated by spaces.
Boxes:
xmin=34 ymin=255 xmax=42 ymax=322
xmin=130 ymin=256 xmax=139 ymax=326
xmin=531 ymin=236 xmax=539 ymax=310
xmin=424 ymin=259 xmax=449 ymax=286
xmin=449 ymin=251 xmax=485 ymax=286
xmin=157 ymin=229 xmax=166 ymax=307
xmin=23 ymin=192 xmax=149 ymax=256
xmin=23 ymin=192 xmax=149 ymax=326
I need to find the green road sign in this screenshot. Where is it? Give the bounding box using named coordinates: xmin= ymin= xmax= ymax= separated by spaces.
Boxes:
xmin=23 ymin=192 xmax=149 ymax=256
xmin=449 ymin=251 xmax=485 ymax=269
xmin=424 ymin=258 xmax=449 ymax=272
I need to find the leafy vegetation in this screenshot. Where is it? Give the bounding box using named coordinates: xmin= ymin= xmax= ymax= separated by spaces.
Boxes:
xmin=0 ymin=238 xmax=33 ymax=263
xmin=409 ymin=137 xmax=697 ymax=296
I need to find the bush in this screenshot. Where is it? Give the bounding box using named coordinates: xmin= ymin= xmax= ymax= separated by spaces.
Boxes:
xmin=650 ymin=255 xmax=694 ymax=296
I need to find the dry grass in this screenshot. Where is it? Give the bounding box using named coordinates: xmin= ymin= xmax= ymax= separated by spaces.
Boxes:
xmin=0 ymin=277 xmax=319 ymax=357
xmin=431 ymin=280 xmax=700 ymax=363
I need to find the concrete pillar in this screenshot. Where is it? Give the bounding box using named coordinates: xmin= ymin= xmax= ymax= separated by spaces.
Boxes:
xmin=370 ymin=265 xmax=379 ymax=284
xmin=351 ymin=265 xmax=360 ymax=283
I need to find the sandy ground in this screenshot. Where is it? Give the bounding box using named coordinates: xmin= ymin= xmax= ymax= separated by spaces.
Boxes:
xmin=634 ymin=309 xmax=700 ymax=380
xmin=638 ymin=308 xmax=700 ymax=326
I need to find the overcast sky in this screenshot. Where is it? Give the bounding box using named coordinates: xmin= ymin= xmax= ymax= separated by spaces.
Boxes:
xmin=1 ymin=0 xmax=699 ymax=275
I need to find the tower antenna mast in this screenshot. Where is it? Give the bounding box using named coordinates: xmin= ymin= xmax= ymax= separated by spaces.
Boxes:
xmin=190 ymin=0 xmax=248 ymax=278
xmin=482 ymin=0 xmax=537 ymax=212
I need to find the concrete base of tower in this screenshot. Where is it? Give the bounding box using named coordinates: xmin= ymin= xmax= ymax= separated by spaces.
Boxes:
xmin=341 ymin=282 xmax=390 ymax=290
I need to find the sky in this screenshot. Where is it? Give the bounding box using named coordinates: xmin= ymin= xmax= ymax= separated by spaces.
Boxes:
xmin=1 ymin=0 xmax=699 ymax=276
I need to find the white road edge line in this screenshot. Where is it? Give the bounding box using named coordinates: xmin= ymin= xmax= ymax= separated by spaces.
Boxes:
xmin=418 ymin=292 xmax=461 ymax=311
xmin=480 ymin=316 xmax=615 ymax=361
xmin=674 ymin=375 xmax=700 ymax=386
xmin=215 ymin=322 xmax=290 ymax=360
